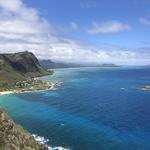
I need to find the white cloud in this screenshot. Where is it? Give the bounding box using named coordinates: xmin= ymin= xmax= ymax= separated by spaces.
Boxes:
xmin=0 ymin=0 xmax=54 ymax=50
xmin=87 ymin=21 xmax=131 ymax=34
xmin=0 ymin=0 xmax=51 ymax=34
xmin=139 ymin=17 xmax=150 ymax=26
xmin=0 ymin=0 xmax=22 ymax=12
xmin=0 ymin=0 xmax=149 ymax=65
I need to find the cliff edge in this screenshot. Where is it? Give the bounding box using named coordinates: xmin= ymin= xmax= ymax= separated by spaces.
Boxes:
xmin=0 ymin=108 xmax=48 ymax=150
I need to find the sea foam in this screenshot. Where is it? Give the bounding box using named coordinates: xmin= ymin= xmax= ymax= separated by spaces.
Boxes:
xmin=32 ymin=134 xmax=69 ymax=150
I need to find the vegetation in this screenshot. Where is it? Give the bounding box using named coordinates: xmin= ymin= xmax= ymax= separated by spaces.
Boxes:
xmin=0 ymin=51 xmax=51 ymax=85
xmin=0 ymin=108 xmax=48 ymax=150
xmin=0 ymin=78 xmax=57 ymax=93
xmin=0 ymin=52 xmax=54 ymax=149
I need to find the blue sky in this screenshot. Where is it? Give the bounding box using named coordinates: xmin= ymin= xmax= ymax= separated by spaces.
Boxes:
xmin=0 ymin=0 xmax=150 ymax=65
xmin=24 ymin=0 xmax=150 ymax=47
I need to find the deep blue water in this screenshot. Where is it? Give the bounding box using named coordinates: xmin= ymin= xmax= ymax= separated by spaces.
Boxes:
xmin=0 ymin=67 xmax=150 ymax=150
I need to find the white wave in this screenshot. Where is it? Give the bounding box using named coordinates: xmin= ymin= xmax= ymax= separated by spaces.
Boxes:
xmin=0 ymin=91 xmax=13 ymax=96
xmin=32 ymin=134 xmax=69 ymax=150
xmin=32 ymin=134 xmax=49 ymax=145
xmin=53 ymin=147 xmax=68 ymax=150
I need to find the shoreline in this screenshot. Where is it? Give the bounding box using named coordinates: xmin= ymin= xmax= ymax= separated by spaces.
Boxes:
xmin=0 ymin=91 xmax=14 ymax=95
xmin=0 ymin=81 xmax=58 ymax=96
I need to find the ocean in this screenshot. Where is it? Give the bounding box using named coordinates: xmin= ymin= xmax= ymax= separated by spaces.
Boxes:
xmin=0 ymin=67 xmax=150 ymax=150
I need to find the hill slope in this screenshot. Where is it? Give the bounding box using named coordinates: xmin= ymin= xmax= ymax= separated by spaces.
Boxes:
xmin=0 ymin=51 xmax=50 ymax=84
xmin=0 ymin=108 xmax=48 ymax=150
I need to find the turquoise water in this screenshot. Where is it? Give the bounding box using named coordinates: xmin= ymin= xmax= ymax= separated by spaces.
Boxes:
xmin=0 ymin=67 xmax=150 ymax=150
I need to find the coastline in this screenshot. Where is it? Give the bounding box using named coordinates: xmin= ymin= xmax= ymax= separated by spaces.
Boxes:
xmin=0 ymin=81 xmax=58 ymax=96
xmin=0 ymin=108 xmax=68 ymax=150
xmin=0 ymin=79 xmax=69 ymax=150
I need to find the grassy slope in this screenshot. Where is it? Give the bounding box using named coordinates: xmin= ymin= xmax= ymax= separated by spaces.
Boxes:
xmin=0 ymin=71 xmax=26 ymax=83
xmin=0 ymin=52 xmax=51 ymax=84
xmin=0 ymin=109 xmax=48 ymax=150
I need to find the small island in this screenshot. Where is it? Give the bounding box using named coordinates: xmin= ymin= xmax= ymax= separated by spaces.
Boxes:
xmin=142 ymin=85 xmax=150 ymax=90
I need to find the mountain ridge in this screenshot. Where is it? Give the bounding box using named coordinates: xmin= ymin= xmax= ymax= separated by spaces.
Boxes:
xmin=0 ymin=51 xmax=50 ymax=85
xmin=39 ymin=59 xmax=119 ymax=69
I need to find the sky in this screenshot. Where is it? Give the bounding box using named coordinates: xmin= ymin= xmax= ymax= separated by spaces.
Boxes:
xmin=0 ymin=0 xmax=150 ymax=65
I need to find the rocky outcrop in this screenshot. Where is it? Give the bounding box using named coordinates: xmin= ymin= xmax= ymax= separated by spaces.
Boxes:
xmin=0 ymin=108 xmax=48 ymax=150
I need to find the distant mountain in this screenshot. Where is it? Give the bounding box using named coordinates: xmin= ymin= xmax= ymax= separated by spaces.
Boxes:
xmin=39 ymin=59 xmax=119 ymax=69
xmin=0 ymin=51 xmax=50 ymax=85
xmin=39 ymin=59 xmax=84 ymax=69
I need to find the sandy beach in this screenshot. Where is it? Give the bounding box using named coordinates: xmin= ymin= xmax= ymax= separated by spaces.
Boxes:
xmin=0 ymin=91 xmax=14 ymax=96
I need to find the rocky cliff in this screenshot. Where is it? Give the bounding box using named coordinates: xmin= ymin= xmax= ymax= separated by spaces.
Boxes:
xmin=0 ymin=108 xmax=48 ymax=150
